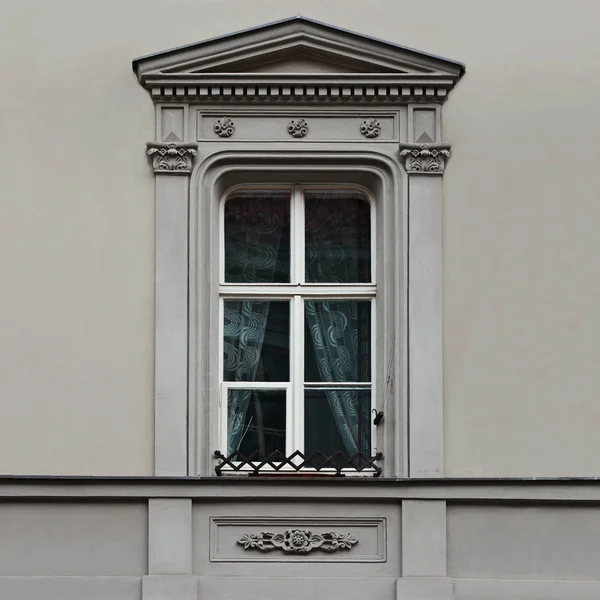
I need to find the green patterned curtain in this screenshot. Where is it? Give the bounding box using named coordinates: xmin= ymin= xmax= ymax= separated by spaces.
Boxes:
xmin=305 ymin=301 xmax=370 ymax=455
xmin=304 ymin=190 xmax=371 ymax=456
xmin=223 ymin=192 xmax=289 ymax=453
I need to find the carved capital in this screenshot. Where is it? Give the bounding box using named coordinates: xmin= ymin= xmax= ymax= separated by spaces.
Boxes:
xmin=398 ymin=143 xmax=451 ymax=174
xmin=146 ymin=142 xmax=198 ymax=174
xmin=238 ymin=529 xmax=358 ymax=554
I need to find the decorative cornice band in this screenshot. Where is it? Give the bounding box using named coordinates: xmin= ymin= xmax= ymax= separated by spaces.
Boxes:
xmin=238 ymin=529 xmax=358 ymax=554
xmin=146 ymin=142 xmax=198 ymax=174
xmin=142 ymin=76 xmax=455 ymax=103
xmin=399 ymin=143 xmax=451 ymax=174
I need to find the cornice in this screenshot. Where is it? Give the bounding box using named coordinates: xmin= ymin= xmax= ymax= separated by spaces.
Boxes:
xmin=146 ymin=142 xmax=198 ymax=174
xmin=142 ymin=74 xmax=455 ymax=104
xmin=134 ymin=18 xmax=464 ymax=104
xmin=399 ymin=143 xmax=451 ymax=174
xmin=0 ymin=476 xmax=599 ymax=502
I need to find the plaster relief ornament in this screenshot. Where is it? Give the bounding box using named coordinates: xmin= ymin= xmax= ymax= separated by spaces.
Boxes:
xmin=360 ymin=118 xmax=381 ymax=138
xmin=214 ymin=117 xmax=235 ymax=138
xmin=398 ymin=143 xmax=451 ymax=173
xmin=238 ymin=529 xmax=358 ymax=554
xmin=287 ymin=118 xmax=308 ymax=138
xmin=146 ymin=142 xmax=198 ymax=173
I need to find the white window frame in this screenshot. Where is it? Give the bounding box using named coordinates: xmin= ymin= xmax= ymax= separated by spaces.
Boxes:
xmin=217 ymin=184 xmax=377 ymax=462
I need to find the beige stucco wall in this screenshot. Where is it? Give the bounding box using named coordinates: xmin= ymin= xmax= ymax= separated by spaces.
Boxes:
xmin=0 ymin=0 xmax=598 ymax=475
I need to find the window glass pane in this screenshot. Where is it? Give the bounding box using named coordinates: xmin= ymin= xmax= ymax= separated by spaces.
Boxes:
xmin=304 ymin=300 xmax=371 ymax=382
xmin=224 ymin=300 xmax=289 ymax=382
xmin=305 ymin=190 xmax=371 ymax=283
xmin=227 ymin=389 xmax=286 ymax=455
xmin=304 ymin=388 xmax=371 ymax=461
xmin=224 ymin=190 xmax=291 ymax=283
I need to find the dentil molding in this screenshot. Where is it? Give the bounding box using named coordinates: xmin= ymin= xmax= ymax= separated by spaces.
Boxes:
xmin=147 ymin=142 xmax=198 ymax=174
xmin=398 ymin=143 xmax=451 ymax=174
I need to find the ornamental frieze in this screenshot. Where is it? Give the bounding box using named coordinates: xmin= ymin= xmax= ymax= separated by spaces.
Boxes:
xmin=238 ymin=528 xmax=358 ymax=554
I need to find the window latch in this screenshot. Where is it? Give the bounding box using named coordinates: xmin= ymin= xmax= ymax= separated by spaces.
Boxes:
xmin=372 ymin=409 xmax=384 ymax=426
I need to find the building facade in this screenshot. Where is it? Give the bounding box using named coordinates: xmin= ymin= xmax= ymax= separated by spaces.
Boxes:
xmin=2 ymin=1 xmax=600 ymax=599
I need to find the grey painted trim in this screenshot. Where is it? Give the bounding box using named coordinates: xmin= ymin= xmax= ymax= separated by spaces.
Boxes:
xmin=132 ymin=16 xmax=466 ymax=73
xmin=133 ymin=19 xmax=463 ymax=103
xmin=149 ymin=499 xmax=192 ymax=574
xmin=402 ymin=501 xmax=446 ymax=576
xmin=2 ymin=477 xmax=600 ymax=501
xmin=397 ymin=577 xmax=453 ymax=600
xmin=408 ymin=175 xmax=444 ymax=477
xmin=143 ymin=576 xmax=197 ymax=600
xmin=0 ymin=577 xmax=142 ymax=600
xmin=154 ymin=174 xmax=191 ymax=476
xmin=140 ymin=20 xmax=460 ymax=480
xmin=0 ymin=576 xmax=599 ymax=600
xmin=188 ymin=148 xmax=408 ymax=477
xmin=453 ymin=579 xmax=600 ymax=600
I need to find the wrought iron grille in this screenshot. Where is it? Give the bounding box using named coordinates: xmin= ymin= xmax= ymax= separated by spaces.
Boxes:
xmin=213 ymin=449 xmax=383 ymax=477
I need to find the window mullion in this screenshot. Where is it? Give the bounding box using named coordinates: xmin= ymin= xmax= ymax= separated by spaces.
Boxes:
xmin=291 ymin=186 xmax=305 ymax=456
xmin=293 ymin=185 xmax=305 ymax=285
xmin=292 ymin=294 xmax=304 ymax=454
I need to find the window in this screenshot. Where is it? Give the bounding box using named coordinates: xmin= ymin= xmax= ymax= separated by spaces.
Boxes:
xmin=219 ymin=185 xmax=375 ymax=467
xmin=136 ymin=17 xmax=461 ymax=477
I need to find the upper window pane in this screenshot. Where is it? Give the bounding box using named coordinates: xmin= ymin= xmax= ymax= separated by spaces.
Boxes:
xmin=224 ymin=190 xmax=291 ymax=283
xmin=304 ymin=190 xmax=371 ymax=283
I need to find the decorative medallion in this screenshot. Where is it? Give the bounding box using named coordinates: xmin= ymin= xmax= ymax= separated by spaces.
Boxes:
xmin=214 ymin=117 xmax=235 ymax=138
xmin=146 ymin=142 xmax=198 ymax=173
xmin=360 ymin=118 xmax=381 ymax=138
xmin=287 ymin=118 xmax=308 ymax=138
xmin=237 ymin=529 xmax=358 ymax=554
xmin=398 ymin=143 xmax=451 ymax=174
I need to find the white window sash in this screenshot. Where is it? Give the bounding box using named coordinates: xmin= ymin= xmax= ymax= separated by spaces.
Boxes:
xmin=219 ymin=185 xmax=377 ymax=462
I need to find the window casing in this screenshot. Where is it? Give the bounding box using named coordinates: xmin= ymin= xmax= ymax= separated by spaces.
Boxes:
xmin=218 ymin=184 xmax=377 ymax=466
xmin=136 ymin=17 xmax=461 ymax=477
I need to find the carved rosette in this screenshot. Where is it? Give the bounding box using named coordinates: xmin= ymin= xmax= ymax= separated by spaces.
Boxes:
xmin=360 ymin=118 xmax=381 ymax=138
xmin=287 ymin=118 xmax=308 ymax=138
xmin=214 ymin=117 xmax=235 ymax=138
xmin=238 ymin=529 xmax=358 ymax=554
xmin=398 ymin=143 xmax=451 ymax=174
xmin=146 ymin=142 xmax=198 ymax=174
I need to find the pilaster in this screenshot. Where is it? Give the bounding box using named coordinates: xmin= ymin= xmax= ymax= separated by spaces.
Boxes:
xmin=147 ymin=142 xmax=198 ymax=476
xmin=400 ymin=142 xmax=450 ymax=477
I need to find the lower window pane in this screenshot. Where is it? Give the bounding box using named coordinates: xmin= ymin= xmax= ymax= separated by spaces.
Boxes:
xmin=304 ymin=388 xmax=371 ymax=465
xmin=227 ymin=389 xmax=286 ymax=456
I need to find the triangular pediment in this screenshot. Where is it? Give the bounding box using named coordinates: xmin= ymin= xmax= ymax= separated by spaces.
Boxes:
xmin=133 ymin=17 xmax=464 ymax=102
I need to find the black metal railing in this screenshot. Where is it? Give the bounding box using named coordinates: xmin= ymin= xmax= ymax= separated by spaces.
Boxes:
xmin=213 ymin=449 xmax=383 ymax=477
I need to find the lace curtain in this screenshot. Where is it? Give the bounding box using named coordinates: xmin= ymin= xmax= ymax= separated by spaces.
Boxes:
xmin=304 ymin=191 xmax=371 ymax=456
xmin=223 ymin=192 xmax=289 ymax=453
